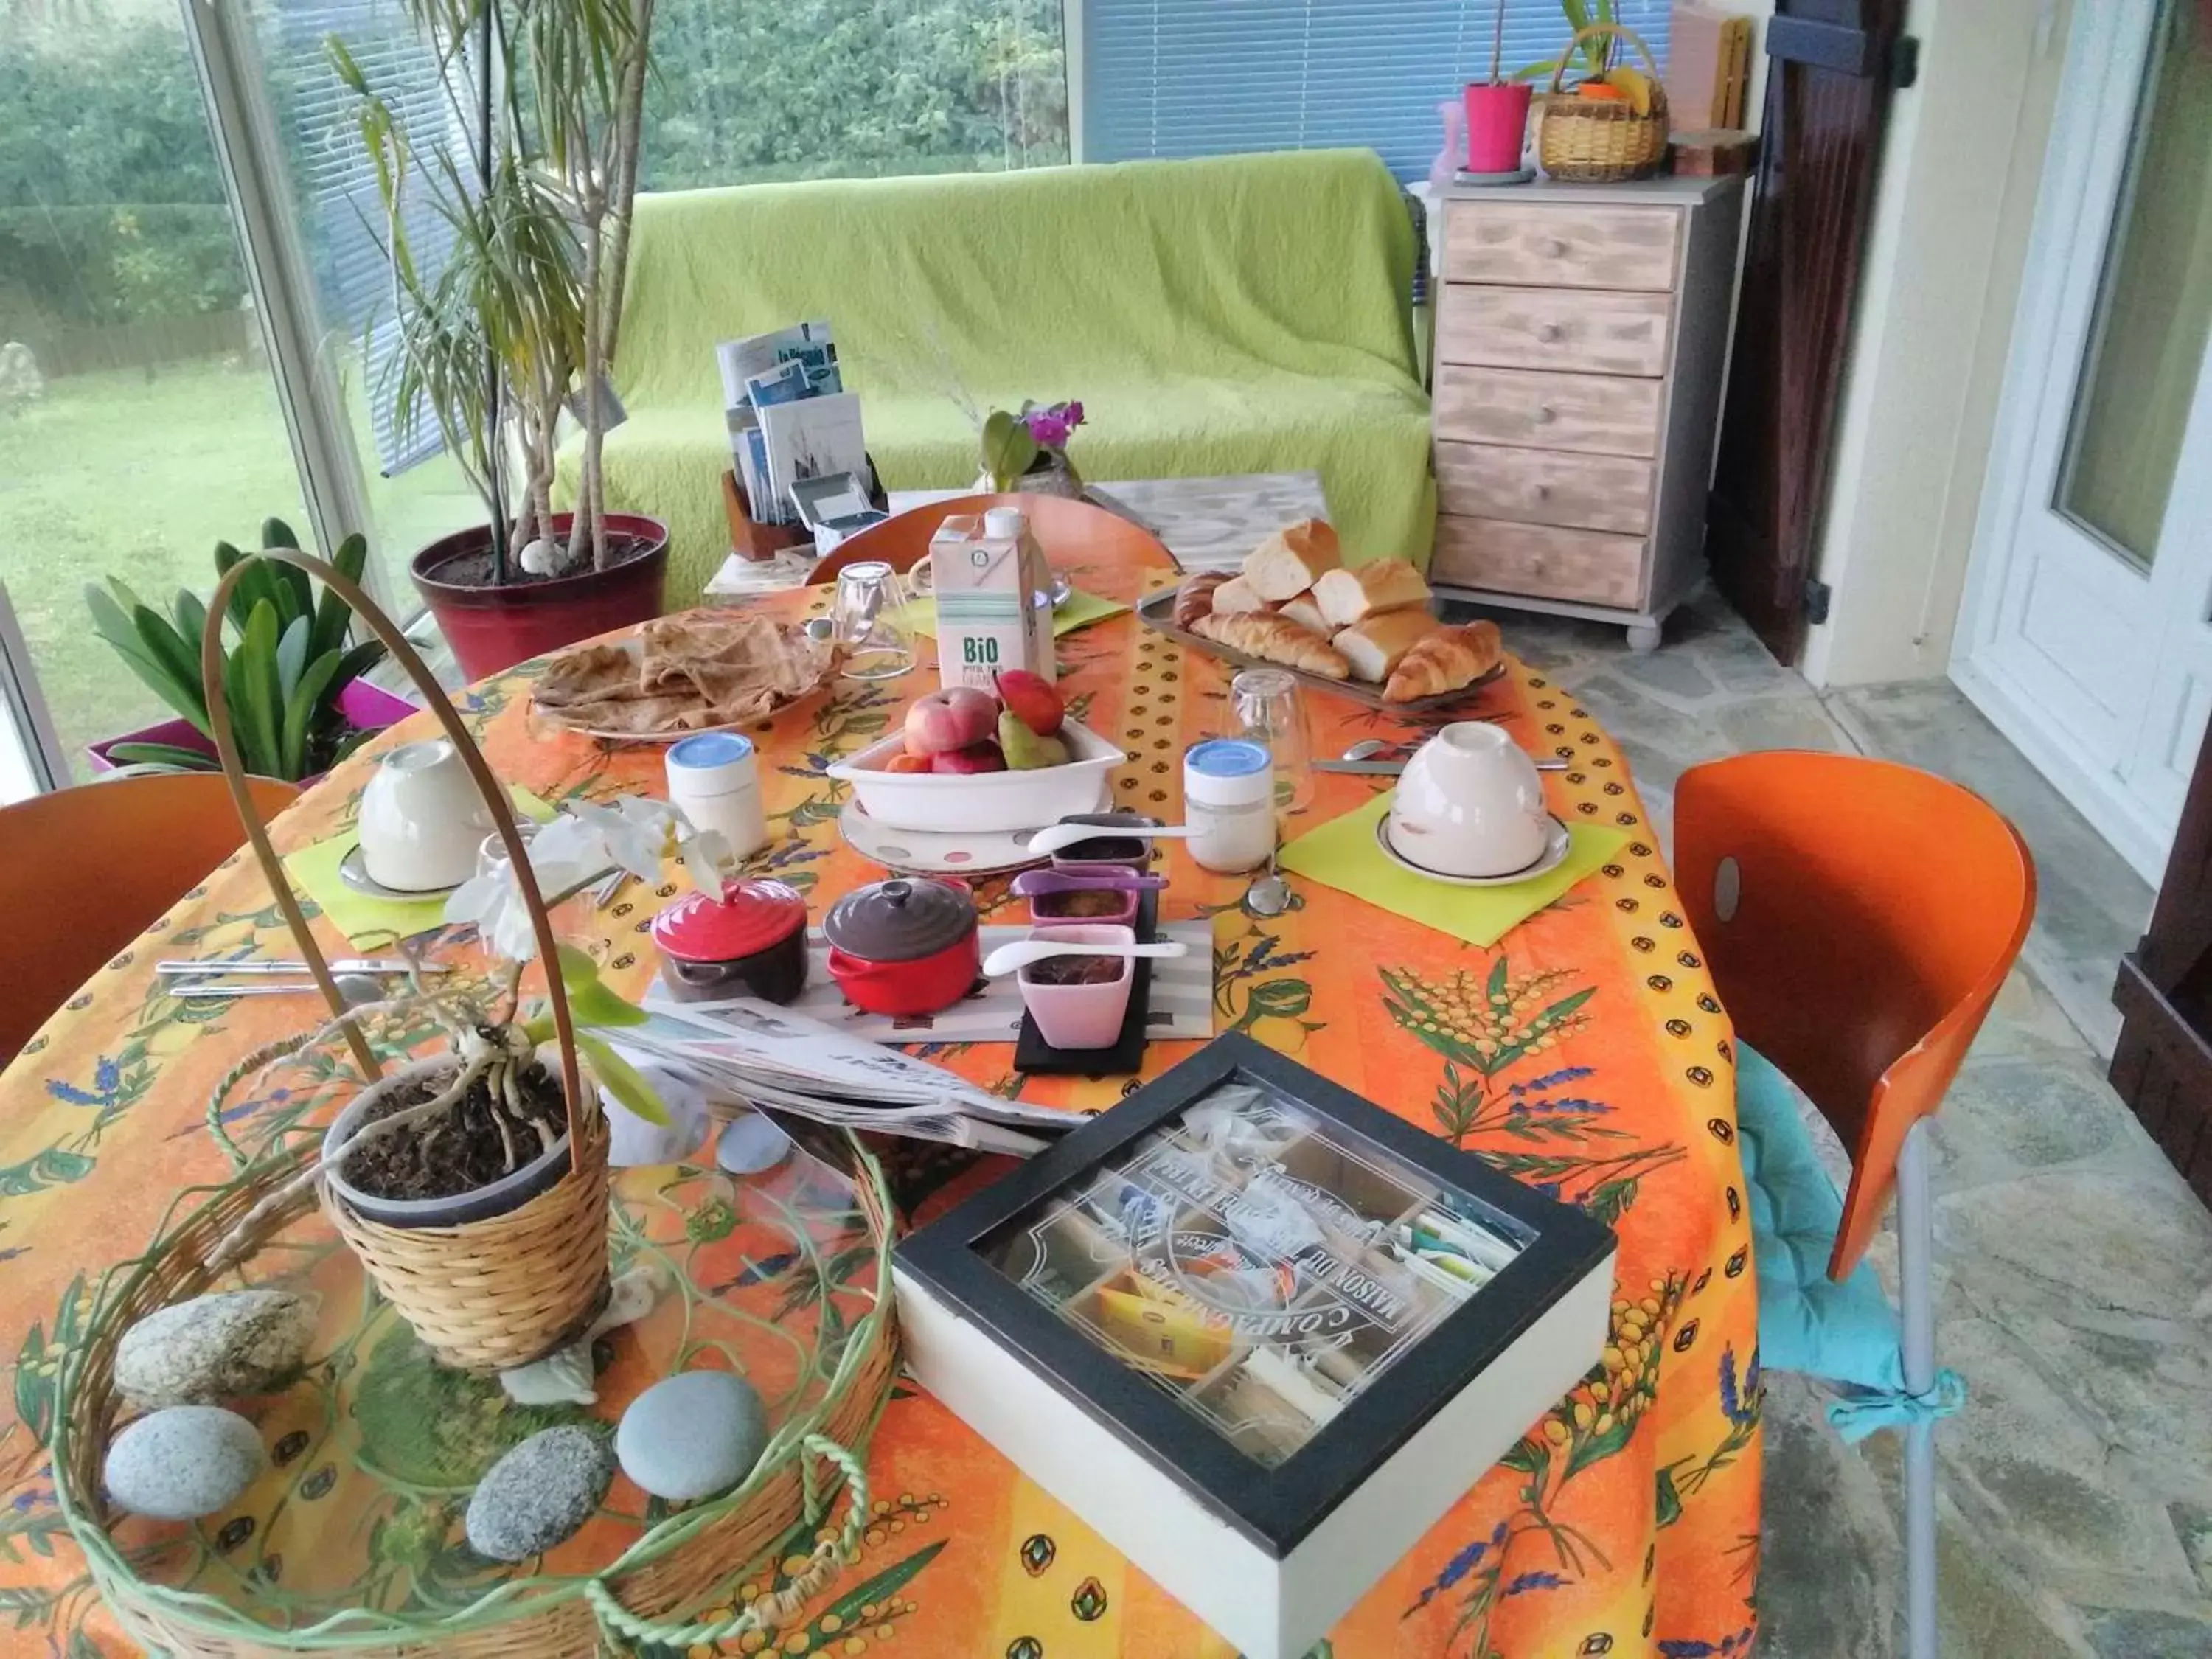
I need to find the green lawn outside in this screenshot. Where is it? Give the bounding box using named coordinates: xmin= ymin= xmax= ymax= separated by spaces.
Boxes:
xmin=0 ymin=356 xmax=476 ymax=776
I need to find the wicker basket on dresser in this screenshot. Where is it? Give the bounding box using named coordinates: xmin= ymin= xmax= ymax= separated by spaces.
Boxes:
xmin=1430 ymin=174 xmax=1745 ymax=653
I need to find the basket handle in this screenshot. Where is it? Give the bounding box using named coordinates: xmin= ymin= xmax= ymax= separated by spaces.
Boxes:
xmin=1547 ymin=22 xmax=1663 ymax=93
xmin=583 ymin=1434 xmax=869 ymax=1649
xmin=198 ymin=549 xmax=586 ymax=1164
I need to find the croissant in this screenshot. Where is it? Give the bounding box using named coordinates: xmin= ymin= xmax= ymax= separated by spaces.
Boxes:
xmin=1193 ymin=611 xmax=1351 ymax=680
xmin=1172 ymin=573 xmax=1228 ymax=631
xmin=1382 ymin=621 xmax=1503 ymax=703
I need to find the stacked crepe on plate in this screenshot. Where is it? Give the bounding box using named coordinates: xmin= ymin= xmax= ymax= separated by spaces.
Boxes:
xmin=1172 ymin=519 xmax=1501 ymax=702
xmin=532 ymin=612 xmax=835 ymax=735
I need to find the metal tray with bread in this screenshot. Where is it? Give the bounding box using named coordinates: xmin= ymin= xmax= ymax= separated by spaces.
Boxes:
xmin=1138 ymin=521 xmax=1506 ymax=713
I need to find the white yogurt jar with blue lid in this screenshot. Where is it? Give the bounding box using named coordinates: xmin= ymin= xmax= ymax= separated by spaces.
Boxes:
xmin=666 ymin=731 xmax=768 ymax=859
xmin=1183 ymin=739 xmax=1275 ymax=874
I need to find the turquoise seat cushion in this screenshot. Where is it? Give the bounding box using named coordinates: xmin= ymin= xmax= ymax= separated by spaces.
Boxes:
xmin=1735 ymin=1041 xmax=1905 ymax=1394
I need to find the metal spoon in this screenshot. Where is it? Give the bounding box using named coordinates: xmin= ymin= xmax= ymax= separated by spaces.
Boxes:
xmin=982 ymin=939 xmax=1191 ymax=978
xmin=1025 ymin=821 xmax=1201 ymax=859
xmin=1325 ymin=739 xmax=1570 ymax=774
xmin=1244 ymin=850 xmax=1291 ymax=917
xmin=173 ymin=973 xmax=384 ymax=1006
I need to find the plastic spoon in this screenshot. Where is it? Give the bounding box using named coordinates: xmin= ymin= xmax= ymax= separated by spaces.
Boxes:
xmin=1024 ymin=821 xmax=1200 ymax=859
xmin=982 ymin=939 xmax=1191 ymax=978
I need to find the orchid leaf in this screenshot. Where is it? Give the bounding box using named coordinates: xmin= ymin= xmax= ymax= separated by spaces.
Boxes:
xmin=575 ymin=1032 xmax=669 ymax=1126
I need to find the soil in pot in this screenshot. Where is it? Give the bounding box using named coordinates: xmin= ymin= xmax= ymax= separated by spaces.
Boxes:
xmin=344 ymin=1062 xmax=566 ymax=1203
xmin=428 ymin=532 xmax=661 ymax=591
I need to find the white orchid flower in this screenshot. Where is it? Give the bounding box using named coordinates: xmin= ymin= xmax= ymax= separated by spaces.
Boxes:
xmin=444 ymin=796 xmax=737 ymax=963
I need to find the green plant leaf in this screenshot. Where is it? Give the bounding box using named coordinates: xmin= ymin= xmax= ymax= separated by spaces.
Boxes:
xmin=260 ymin=516 xmax=302 ymax=551
xmin=105 ymin=742 xmax=218 ymax=771
xmin=276 ymin=613 xmax=311 ymax=702
xmin=557 ymin=942 xmax=649 ymax=1028
xmin=574 ymin=1032 xmax=667 ymax=1125
xmin=313 ymin=532 xmax=370 ymax=659
xmin=282 ymin=648 xmax=344 ymax=779
xmin=127 ymin=605 xmax=212 ymax=734
xmin=333 ymin=636 xmax=389 ymax=692
xmin=173 ymin=587 xmax=211 ymax=653
xmin=234 ymin=599 xmax=285 ymax=778
xmin=980 ymin=408 xmax=1037 ymax=491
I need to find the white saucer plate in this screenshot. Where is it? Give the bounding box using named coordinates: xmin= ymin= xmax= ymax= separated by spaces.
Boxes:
xmin=338 ymin=843 xmax=462 ymax=902
xmin=837 ymin=801 xmax=1060 ymax=877
xmin=1374 ymin=813 xmax=1573 ymax=888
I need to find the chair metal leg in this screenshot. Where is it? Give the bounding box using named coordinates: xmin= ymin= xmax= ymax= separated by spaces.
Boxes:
xmin=1896 ymin=1120 xmax=1939 ymax=1659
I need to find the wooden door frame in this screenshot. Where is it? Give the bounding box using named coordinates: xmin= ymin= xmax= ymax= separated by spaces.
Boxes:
xmin=1706 ymin=0 xmax=1908 ymax=664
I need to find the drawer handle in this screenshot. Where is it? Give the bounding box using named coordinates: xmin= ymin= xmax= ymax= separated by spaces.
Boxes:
xmin=1537 ymin=322 xmax=1565 ymax=344
xmin=1543 ymin=237 xmax=1571 ymax=258
xmin=1534 ymin=405 xmax=1558 ymax=425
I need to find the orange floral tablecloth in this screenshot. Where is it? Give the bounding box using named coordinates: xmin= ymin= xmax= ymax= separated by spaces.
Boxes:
xmin=0 ymin=551 xmax=1761 ymax=1658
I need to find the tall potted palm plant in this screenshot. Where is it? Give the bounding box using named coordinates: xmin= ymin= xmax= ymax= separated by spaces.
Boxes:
xmin=334 ymin=0 xmax=664 ymax=681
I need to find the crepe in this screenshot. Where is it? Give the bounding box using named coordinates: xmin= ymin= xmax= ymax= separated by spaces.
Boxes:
xmin=532 ymin=611 xmax=834 ymax=735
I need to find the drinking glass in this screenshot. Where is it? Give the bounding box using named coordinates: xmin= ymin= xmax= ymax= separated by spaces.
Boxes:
xmin=830 ymin=560 xmax=916 ymax=681
xmin=1227 ymin=667 xmax=1315 ymax=815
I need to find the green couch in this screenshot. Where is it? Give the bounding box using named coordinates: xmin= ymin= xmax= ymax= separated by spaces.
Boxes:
xmin=589 ymin=148 xmax=1436 ymax=602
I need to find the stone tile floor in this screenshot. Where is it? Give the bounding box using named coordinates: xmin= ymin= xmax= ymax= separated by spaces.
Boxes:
xmin=1455 ymin=588 xmax=2212 ymax=1658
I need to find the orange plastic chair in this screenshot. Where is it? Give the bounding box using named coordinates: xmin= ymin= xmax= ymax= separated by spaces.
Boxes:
xmin=1674 ymin=751 xmax=2034 ymax=1659
xmin=0 ymin=773 xmax=299 ymax=1065
xmin=807 ymin=493 xmax=1175 ymax=585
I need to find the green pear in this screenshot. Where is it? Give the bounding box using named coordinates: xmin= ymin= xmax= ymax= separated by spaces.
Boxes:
xmin=998 ymin=707 xmax=1069 ymax=771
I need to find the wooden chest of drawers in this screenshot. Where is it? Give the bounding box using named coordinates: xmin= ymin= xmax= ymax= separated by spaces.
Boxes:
xmin=1430 ymin=175 xmax=1744 ymax=650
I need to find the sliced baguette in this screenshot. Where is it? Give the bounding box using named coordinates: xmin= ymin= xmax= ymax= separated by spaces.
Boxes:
xmin=1208 ymin=575 xmax=1276 ymax=616
xmin=1332 ymin=608 xmax=1441 ymax=683
xmin=1277 ymin=594 xmax=1330 ymax=636
xmin=1241 ymin=518 xmax=1343 ymax=601
xmin=1313 ymin=557 xmax=1432 ymax=628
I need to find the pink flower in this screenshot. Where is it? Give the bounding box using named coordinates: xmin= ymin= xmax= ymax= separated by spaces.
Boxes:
xmin=1022 ymin=400 xmax=1085 ymax=451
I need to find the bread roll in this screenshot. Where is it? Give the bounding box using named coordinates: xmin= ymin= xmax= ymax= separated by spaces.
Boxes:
xmin=1277 ymin=594 xmax=1330 ymax=636
xmin=1382 ymin=621 xmax=1503 ymax=703
xmin=1171 ymin=573 xmax=1227 ymax=631
xmin=1241 ymin=518 xmax=1343 ymax=602
xmin=1333 ymin=608 xmax=1441 ymax=683
xmin=1193 ymin=611 xmax=1352 ymax=679
xmin=1208 ymin=575 xmax=1276 ymax=616
xmin=1314 ymin=558 xmax=1431 ymax=628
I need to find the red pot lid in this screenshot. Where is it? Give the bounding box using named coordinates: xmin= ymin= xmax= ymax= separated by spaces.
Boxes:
xmin=821 ymin=877 xmax=976 ymax=962
xmin=651 ymin=879 xmax=807 ymax=963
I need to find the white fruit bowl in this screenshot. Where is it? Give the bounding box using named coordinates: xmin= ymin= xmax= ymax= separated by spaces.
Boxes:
xmin=827 ymin=717 xmax=1124 ymax=834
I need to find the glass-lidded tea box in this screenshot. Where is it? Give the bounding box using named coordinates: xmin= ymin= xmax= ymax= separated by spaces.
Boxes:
xmin=895 ymin=1034 xmax=1617 ymax=1659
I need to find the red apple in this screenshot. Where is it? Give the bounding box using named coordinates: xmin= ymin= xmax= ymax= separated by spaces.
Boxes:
xmin=931 ymin=741 xmax=1006 ymax=774
xmin=994 ymin=668 xmax=1065 ymax=737
xmin=904 ymin=686 xmax=999 ymax=757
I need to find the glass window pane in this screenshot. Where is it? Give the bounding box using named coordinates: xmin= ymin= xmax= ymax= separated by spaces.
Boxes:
xmin=0 ymin=1 xmax=309 ymax=778
xmin=981 ymin=1074 xmax=1528 ymax=1467
xmin=640 ymin=0 xmax=1068 ymax=188
xmin=2056 ymin=0 xmax=2212 ymax=568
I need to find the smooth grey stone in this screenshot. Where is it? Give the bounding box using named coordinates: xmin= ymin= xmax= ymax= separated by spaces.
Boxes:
xmin=615 ymin=1370 xmax=765 ymax=1501
xmin=715 ymin=1113 xmax=790 ymax=1175
xmin=465 ymin=1425 xmax=614 ymax=1562
xmin=115 ymin=1289 xmax=316 ymax=1409
xmin=103 ymin=1405 xmax=264 ymax=1520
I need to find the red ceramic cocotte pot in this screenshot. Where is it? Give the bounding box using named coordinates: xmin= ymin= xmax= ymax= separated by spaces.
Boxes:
xmin=821 ymin=877 xmax=980 ymax=1016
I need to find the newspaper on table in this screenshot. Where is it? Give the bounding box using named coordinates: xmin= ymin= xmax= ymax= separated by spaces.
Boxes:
xmin=611 ymin=998 xmax=1078 ymax=1157
xmin=714 ymin=321 xmax=863 ymax=528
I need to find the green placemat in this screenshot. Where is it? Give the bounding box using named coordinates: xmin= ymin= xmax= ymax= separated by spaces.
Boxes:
xmin=1279 ymin=790 xmax=1629 ymax=947
xmin=890 ymin=587 xmax=1127 ymax=640
xmin=282 ymin=787 xmax=557 ymax=946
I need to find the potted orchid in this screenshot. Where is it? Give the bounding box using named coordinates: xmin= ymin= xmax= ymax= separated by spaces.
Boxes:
xmin=978 ymin=399 xmax=1088 ymax=497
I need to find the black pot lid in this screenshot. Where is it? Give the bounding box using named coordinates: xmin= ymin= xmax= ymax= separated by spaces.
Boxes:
xmin=821 ymin=878 xmax=975 ymax=961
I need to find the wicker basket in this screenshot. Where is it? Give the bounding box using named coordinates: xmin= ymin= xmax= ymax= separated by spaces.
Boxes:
xmin=53 ymin=1128 xmax=901 ymax=1657
xmin=1538 ymin=24 xmax=1669 ymax=183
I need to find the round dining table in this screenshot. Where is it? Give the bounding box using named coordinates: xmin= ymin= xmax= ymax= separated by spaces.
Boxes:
xmin=0 ymin=531 xmax=1763 ymax=1658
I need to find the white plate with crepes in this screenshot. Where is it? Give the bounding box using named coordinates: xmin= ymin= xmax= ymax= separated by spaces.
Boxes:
xmin=530 ymin=616 xmax=835 ymax=743
xmin=1373 ymin=813 xmax=1572 ymax=888
xmin=837 ymin=801 xmax=1082 ymax=877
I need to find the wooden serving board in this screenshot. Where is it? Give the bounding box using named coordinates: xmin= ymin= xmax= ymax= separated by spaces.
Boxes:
xmin=1133 ymin=588 xmax=1504 ymax=714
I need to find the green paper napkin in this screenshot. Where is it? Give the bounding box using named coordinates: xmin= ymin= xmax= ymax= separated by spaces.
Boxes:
xmin=282 ymin=787 xmax=558 ymax=947
xmin=1279 ymin=790 xmax=1630 ymax=947
xmin=891 ymin=587 xmax=1128 ymax=640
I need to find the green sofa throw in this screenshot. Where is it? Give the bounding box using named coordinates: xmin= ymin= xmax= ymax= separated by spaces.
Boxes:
xmin=580 ymin=148 xmax=1436 ymax=602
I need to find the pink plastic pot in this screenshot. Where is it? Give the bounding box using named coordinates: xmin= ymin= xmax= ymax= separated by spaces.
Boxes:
xmin=1463 ymin=81 xmax=1534 ymax=174
xmin=88 ymin=680 xmax=420 ymax=782
xmin=1018 ymin=924 xmax=1135 ymax=1051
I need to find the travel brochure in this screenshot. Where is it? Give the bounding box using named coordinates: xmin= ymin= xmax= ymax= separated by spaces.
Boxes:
xmin=715 ymin=321 xmax=878 ymax=535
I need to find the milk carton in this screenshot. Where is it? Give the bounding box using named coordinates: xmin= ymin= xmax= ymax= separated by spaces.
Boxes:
xmin=930 ymin=506 xmax=1055 ymax=692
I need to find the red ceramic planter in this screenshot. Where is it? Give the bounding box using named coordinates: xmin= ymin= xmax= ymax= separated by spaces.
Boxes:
xmin=411 ymin=512 xmax=670 ymax=683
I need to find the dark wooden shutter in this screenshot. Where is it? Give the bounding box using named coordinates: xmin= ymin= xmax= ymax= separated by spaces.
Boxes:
xmin=2112 ymin=718 xmax=2212 ymax=1205
xmin=1705 ymin=0 xmax=1908 ymax=663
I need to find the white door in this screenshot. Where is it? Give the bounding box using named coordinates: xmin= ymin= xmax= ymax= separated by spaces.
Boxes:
xmin=1955 ymin=0 xmax=2212 ymax=885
